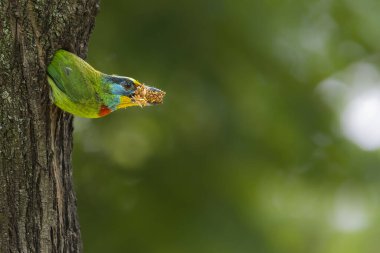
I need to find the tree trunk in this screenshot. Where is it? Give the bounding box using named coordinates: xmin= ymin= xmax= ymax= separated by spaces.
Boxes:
xmin=0 ymin=0 xmax=98 ymax=252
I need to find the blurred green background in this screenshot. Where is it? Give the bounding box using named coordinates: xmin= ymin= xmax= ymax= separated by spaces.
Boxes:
xmin=73 ymin=0 xmax=380 ymax=252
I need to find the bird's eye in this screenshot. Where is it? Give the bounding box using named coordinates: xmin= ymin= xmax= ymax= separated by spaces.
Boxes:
xmin=123 ymin=80 xmax=134 ymax=89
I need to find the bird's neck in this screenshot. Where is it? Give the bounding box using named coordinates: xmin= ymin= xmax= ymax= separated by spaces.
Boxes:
xmin=96 ymin=74 xmax=124 ymax=115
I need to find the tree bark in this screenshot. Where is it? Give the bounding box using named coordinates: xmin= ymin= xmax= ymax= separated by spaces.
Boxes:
xmin=0 ymin=0 xmax=98 ymax=252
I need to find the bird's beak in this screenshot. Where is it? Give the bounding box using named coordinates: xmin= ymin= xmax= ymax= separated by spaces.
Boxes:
xmin=118 ymin=82 xmax=166 ymax=109
xmin=131 ymin=83 xmax=166 ymax=107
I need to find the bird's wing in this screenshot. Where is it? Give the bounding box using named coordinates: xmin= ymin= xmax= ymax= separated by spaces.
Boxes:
xmin=47 ymin=50 xmax=100 ymax=103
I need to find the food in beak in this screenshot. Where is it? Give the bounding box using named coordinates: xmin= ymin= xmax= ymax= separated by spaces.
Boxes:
xmin=132 ymin=84 xmax=166 ymax=107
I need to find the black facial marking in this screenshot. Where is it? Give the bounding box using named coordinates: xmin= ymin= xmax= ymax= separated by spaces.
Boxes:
xmin=121 ymin=79 xmax=135 ymax=89
xmin=106 ymin=75 xmax=135 ymax=90
xmin=106 ymin=75 xmax=125 ymax=83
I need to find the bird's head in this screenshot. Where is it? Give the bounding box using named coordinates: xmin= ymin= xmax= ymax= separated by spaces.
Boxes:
xmin=104 ymin=75 xmax=165 ymax=109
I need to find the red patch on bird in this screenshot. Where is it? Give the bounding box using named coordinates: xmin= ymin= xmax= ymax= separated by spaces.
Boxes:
xmin=98 ymin=105 xmax=111 ymax=117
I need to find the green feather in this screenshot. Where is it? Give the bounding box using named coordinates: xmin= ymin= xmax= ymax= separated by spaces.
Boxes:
xmin=47 ymin=50 xmax=110 ymax=118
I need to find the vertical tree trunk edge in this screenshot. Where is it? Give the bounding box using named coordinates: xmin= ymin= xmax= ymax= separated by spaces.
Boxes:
xmin=0 ymin=1 xmax=99 ymax=252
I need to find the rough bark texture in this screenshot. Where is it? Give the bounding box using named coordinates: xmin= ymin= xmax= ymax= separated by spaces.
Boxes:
xmin=0 ymin=0 xmax=99 ymax=252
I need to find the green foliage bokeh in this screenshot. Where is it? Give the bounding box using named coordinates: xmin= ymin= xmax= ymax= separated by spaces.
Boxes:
xmin=73 ymin=0 xmax=380 ymax=252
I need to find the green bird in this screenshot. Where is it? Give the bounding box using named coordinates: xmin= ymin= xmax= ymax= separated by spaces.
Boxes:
xmin=47 ymin=49 xmax=165 ymax=118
